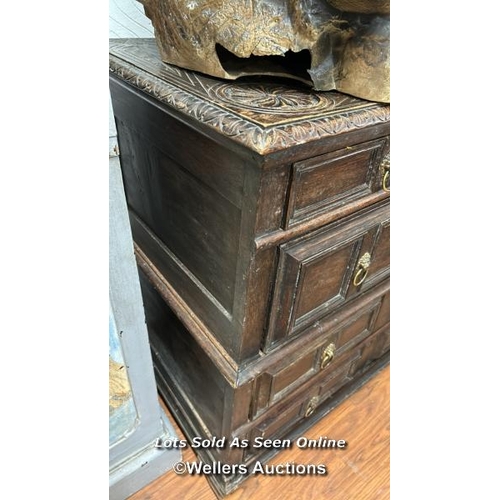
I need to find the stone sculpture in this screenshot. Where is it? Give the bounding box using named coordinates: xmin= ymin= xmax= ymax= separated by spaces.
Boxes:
xmin=139 ymin=0 xmax=389 ymax=102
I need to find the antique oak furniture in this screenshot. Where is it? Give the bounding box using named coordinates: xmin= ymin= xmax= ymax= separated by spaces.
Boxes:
xmin=109 ymin=38 xmax=390 ymax=497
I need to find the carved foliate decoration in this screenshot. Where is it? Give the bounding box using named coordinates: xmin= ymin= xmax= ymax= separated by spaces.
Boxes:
xmin=109 ymin=39 xmax=389 ymax=155
xmin=139 ymin=0 xmax=390 ymax=102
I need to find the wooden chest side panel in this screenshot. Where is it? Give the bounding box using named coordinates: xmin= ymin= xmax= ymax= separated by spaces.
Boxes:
xmin=110 ymin=78 xmax=246 ymax=207
xmin=138 ymin=270 xmax=229 ymax=438
xmin=117 ymin=122 xmax=242 ymax=314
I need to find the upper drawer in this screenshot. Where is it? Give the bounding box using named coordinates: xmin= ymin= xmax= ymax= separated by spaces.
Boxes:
xmin=265 ymin=201 xmax=389 ymax=350
xmin=285 ymin=138 xmax=390 ymax=229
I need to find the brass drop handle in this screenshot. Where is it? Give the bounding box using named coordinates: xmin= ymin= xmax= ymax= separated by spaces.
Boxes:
xmin=305 ymin=396 xmax=319 ymax=418
xmin=353 ymin=252 xmax=371 ymax=287
xmin=320 ymin=343 xmax=336 ymax=370
xmin=382 ymin=169 xmax=390 ymax=192
xmin=381 ymin=153 xmax=390 ymax=193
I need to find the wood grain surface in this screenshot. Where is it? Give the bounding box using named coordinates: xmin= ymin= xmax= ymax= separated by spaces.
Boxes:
xmin=129 ymin=365 xmax=389 ymax=500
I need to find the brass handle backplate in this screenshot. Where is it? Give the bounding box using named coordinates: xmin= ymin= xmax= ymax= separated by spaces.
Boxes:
xmin=353 ymin=252 xmax=371 ymax=287
xmin=381 ymin=153 xmax=390 ymax=193
xmin=320 ymin=343 xmax=336 ymax=370
xmin=305 ymin=396 xmax=320 ymax=418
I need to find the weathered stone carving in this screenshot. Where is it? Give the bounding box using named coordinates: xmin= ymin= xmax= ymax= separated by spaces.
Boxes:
xmin=139 ymin=0 xmax=390 ymax=102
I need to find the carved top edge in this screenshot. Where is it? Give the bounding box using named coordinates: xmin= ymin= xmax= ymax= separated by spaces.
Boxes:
xmin=109 ymin=39 xmax=390 ymax=156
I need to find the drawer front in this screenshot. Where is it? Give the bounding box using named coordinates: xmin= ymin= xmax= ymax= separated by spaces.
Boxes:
xmin=373 ymin=289 xmax=390 ymax=332
xmin=243 ymin=391 xmax=320 ymax=462
xmin=349 ymin=325 xmax=390 ymax=379
xmin=252 ymin=344 xmax=360 ymax=419
xmin=242 ymin=324 xmax=389 ymax=462
xmin=316 ymin=325 xmax=388 ymax=407
xmin=285 ymin=138 xmax=389 ymax=229
xmin=254 ymin=283 xmax=389 ymax=417
xmin=266 ymin=202 xmax=390 ymax=349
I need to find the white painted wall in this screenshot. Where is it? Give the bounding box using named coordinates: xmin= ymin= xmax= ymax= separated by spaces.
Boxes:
xmin=109 ymin=0 xmax=154 ymax=39
xmin=109 ymin=0 xmax=154 ymax=152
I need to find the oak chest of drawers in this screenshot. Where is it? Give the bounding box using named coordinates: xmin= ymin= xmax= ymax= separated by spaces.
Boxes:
xmin=109 ymin=38 xmax=390 ymax=497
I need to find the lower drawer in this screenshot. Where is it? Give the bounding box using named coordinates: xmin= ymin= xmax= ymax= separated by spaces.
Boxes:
xmin=252 ymin=280 xmax=389 ymax=417
xmin=241 ymin=323 xmax=390 ymax=462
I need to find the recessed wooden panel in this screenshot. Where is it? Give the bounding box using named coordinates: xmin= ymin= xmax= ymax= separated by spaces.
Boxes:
xmin=318 ymin=363 xmax=353 ymax=398
xmin=350 ymin=326 xmax=390 ymax=379
xmin=367 ymin=221 xmax=390 ymax=281
xmin=273 ymin=351 xmax=317 ymax=395
xmin=286 ymin=139 xmax=386 ymax=228
xmin=348 ymin=219 xmax=390 ymax=299
xmin=373 ymin=289 xmax=390 ymax=332
xmin=294 ymin=243 xmax=353 ymax=319
xmin=244 ymin=378 xmax=324 ymax=462
xmin=317 ymin=326 xmax=389 ymax=405
xmin=244 ymin=395 xmax=314 ymax=462
xmin=253 ymin=350 xmax=320 ymax=417
xmin=337 ymin=310 xmax=373 ymax=349
xmin=257 ymin=400 xmax=307 ymax=439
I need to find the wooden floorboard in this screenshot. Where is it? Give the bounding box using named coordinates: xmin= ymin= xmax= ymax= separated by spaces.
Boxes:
xmin=129 ymin=365 xmax=389 ymax=500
